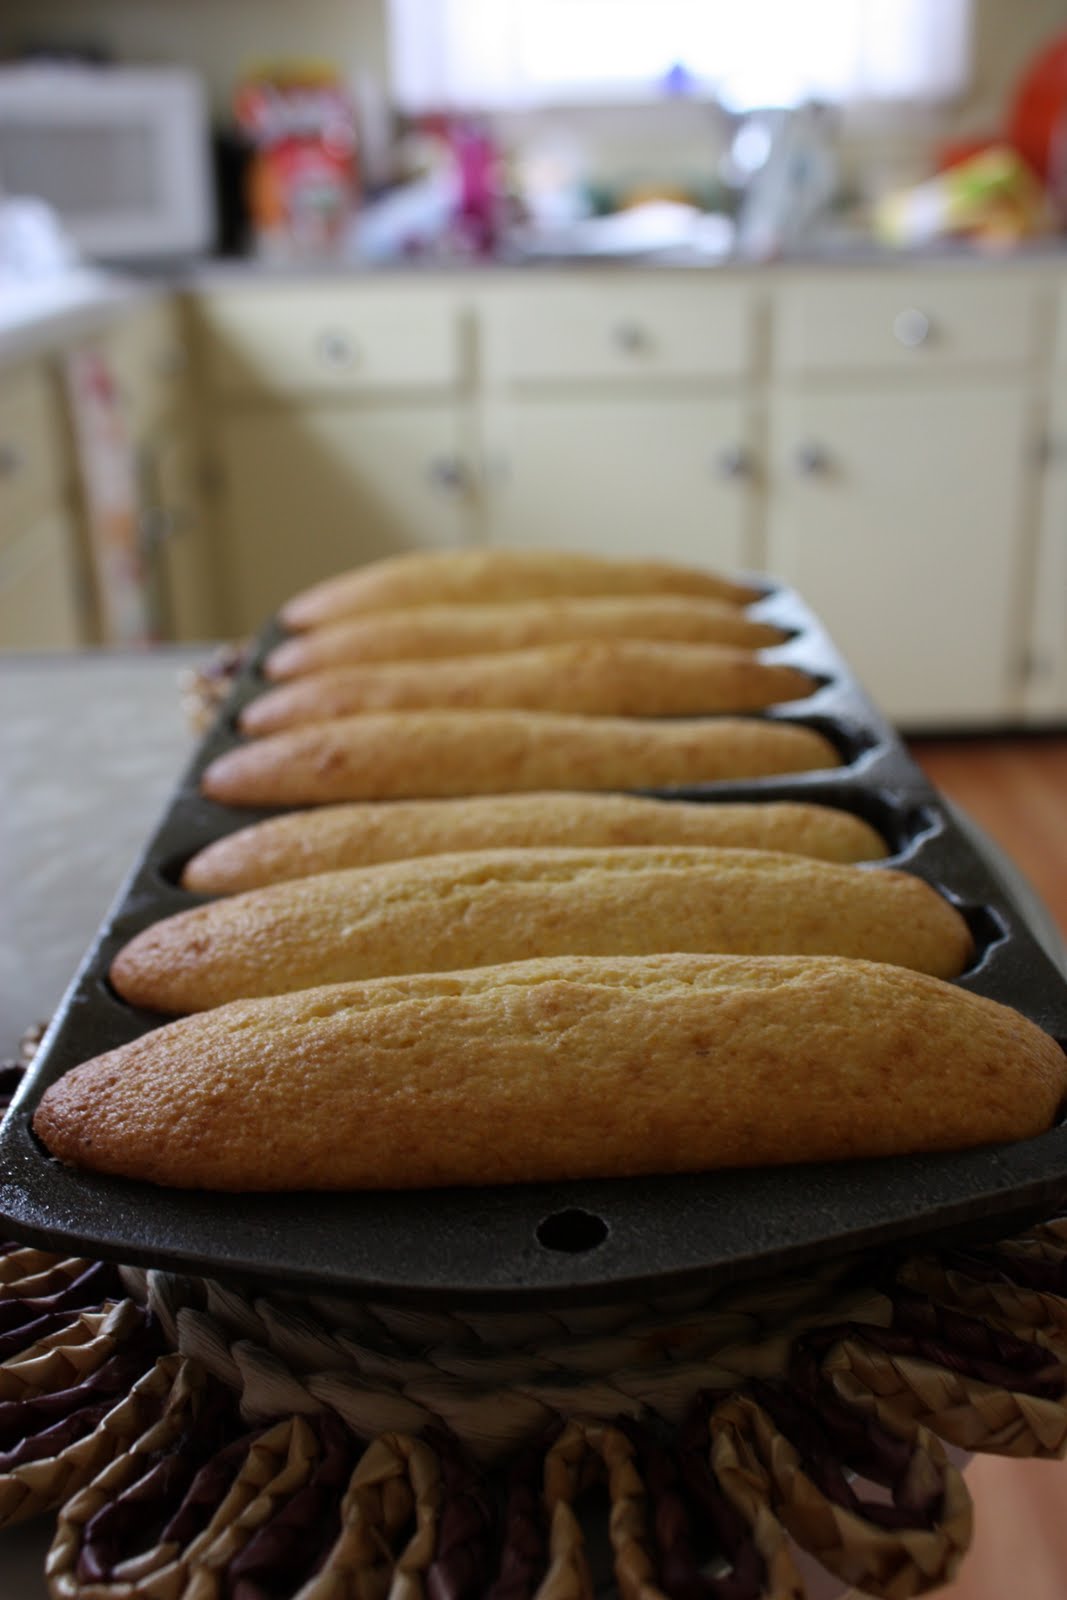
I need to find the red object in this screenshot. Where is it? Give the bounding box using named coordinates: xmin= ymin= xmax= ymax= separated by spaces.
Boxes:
xmin=1009 ymin=30 xmax=1067 ymax=180
xmin=936 ymin=136 xmax=998 ymax=173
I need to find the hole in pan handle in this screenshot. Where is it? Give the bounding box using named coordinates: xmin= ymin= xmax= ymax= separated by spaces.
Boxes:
xmin=536 ymin=1209 xmax=610 ymax=1255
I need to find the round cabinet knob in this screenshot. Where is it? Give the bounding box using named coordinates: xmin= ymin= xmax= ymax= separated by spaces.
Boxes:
xmin=426 ymin=457 xmax=468 ymax=492
xmin=315 ymin=329 xmax=359 ymax=369
xmin=892 ymin=307 xmax=933 ymax=349
xmin=0 ymin=441 xmax=22 ymax=477
xmin=795 ymin=443 xmax=831 ymax=477
xmin=612 ymin=322 xmax=647 ymax=354
xmin=714 ymin=445 xmax=753 ymax=480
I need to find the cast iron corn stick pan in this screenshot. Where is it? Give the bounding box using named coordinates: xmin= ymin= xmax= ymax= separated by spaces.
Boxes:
xmin=2 ymin=581 xmax=1067 ymax=1307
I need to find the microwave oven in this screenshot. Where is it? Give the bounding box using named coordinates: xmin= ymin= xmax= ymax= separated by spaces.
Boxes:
xmin=0 ymin=64 xmax=213 ymax=261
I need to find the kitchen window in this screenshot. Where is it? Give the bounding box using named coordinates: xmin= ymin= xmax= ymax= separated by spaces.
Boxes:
xmin=388 ymin=0 xmax=972 ymax=111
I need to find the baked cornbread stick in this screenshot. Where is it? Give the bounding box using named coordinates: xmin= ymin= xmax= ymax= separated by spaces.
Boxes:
xmin=36 ymin=954 xmax=1067 ymax=1190
xmin=113 ymin=846 xmax=974 ymax=1014
xmin=180 ymin=794 xmax=887 ymax=894
xmin=265 ymin=596 xmax=787 ymax=679
xmin=200 ymin=712 xmax=840 ymax=807
xmin=280 ymin=549 xmax=760 ymax=630
xmin=239 ymin=641 xmax=817 ymax=735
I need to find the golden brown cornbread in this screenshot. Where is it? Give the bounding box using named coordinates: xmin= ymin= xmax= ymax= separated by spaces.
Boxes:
xmin=112 ymin=846 xmax=974 ymax=1014
xmin=239 ymin=641 xmax=817 ymax=736
xmin=200 ymin=712 xmax=840 ymax=807
xmin=180 ymin=794 xmax=888 ymax=894
xmin=34 ymin=954 xmax=1067 ymax=1191
xmin=265 ymin=596 xmax=787 ymax=678
xmin=280 ymin=549 xmax=760 ymax=629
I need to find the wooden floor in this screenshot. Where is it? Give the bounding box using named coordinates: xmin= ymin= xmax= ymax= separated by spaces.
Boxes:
xmin=902 ymin=735 xmax=1067 ymax=1600
xmin=912 ymin=735 xmax=1067 ymax=937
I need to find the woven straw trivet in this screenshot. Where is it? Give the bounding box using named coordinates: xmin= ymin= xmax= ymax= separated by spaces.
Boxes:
xmin=3 ymin=1218 xmax=1067 ymax=1600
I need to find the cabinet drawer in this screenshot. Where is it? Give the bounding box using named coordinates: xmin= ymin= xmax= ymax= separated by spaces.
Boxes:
xmin=0 ymin=361 xmax=69 ymax=543
xmin=776 ymin=276 xmax=1038 ymax=377
xmin=199 ymin=289 xmax=465 ymax=397
xmin=484 ymin=281 xmax=756 ymax=384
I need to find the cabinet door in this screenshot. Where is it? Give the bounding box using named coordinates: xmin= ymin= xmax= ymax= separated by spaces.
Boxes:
xmin=486 ymin=395 xmax=759 ymax=572
xmin=0 ymin=510 xmax=87 ymax=652
xmin=0 ymin=361 xmax=71 ymax=544
xmin=107 ymin=299 xmax=190 ymax=436
xmin=149 ymin=435 xmax=219 ymax=643
xmin=768 ymin=384 xmax=1030 ymax=727
xmin=215 ymin=406 xmax=477 ymax=635
xmin=1027 ymin=386 xmax=1067 ymax=720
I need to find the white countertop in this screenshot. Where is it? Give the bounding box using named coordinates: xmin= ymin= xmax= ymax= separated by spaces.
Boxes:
xmin=0 ymin=270 xmax=156 ymax=367
xmin=0 ymin=648 xmax=201 ymax=1032
xmin=0 ymin=647 xmax=203 ymax=1600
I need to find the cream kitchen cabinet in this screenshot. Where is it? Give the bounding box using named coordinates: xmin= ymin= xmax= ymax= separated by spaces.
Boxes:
xmin=146 ymin=432 xmax=218 ymax=642
xmin=482 ymin=277 xmax=757 ymax=386
xmin=774 ymin=274 xmax=1041 ymax=379
xmin=179 ymin=266 xmax=1060 ymax=729
xmin=766 ymin=272 xmax=1046 ymax=729
xmin=212 ymin=405 xmax=478 ymax=635
xmin=767 ymin=383 xmax=1032 ymax=727
xmin=195 ymin=284 xmax=479 ymax=634
xmin=51 ymin=297 xmax=215 ymax=645
xmin=0 ymin=360 xmax=89 ymax=652
xmin=200 ymin=284 xmax=466 ymax=398
xmin=100 ymin=300 xmax=218 ymax=642
xmin=485 ymin=393 xmax=759 ymax=569
xmin=0 ymin=509 xmax=86 ymax=651
xmin=480 ymin=277 xmax=761 ymax=570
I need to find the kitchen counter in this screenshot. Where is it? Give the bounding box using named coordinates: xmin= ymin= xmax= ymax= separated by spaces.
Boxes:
xmin=0 ymin=648 xmax=201 ymax=1036
xmin=4 ymin=244 xmax=1063 ymax=382
xmin=0 ymin=646 xmax=203 ymax=1599
xmin=173 ymin=237 xmax=1067 ymax=288
xmin=206 ymin=235 xmax=1067 ymax=267
xmin=2 ymin=236 xmax=1065 ymax=367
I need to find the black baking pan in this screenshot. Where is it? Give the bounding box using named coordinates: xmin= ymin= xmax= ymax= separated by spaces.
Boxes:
xmin=2 ymin=580 xmax=1066 ymax=1307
